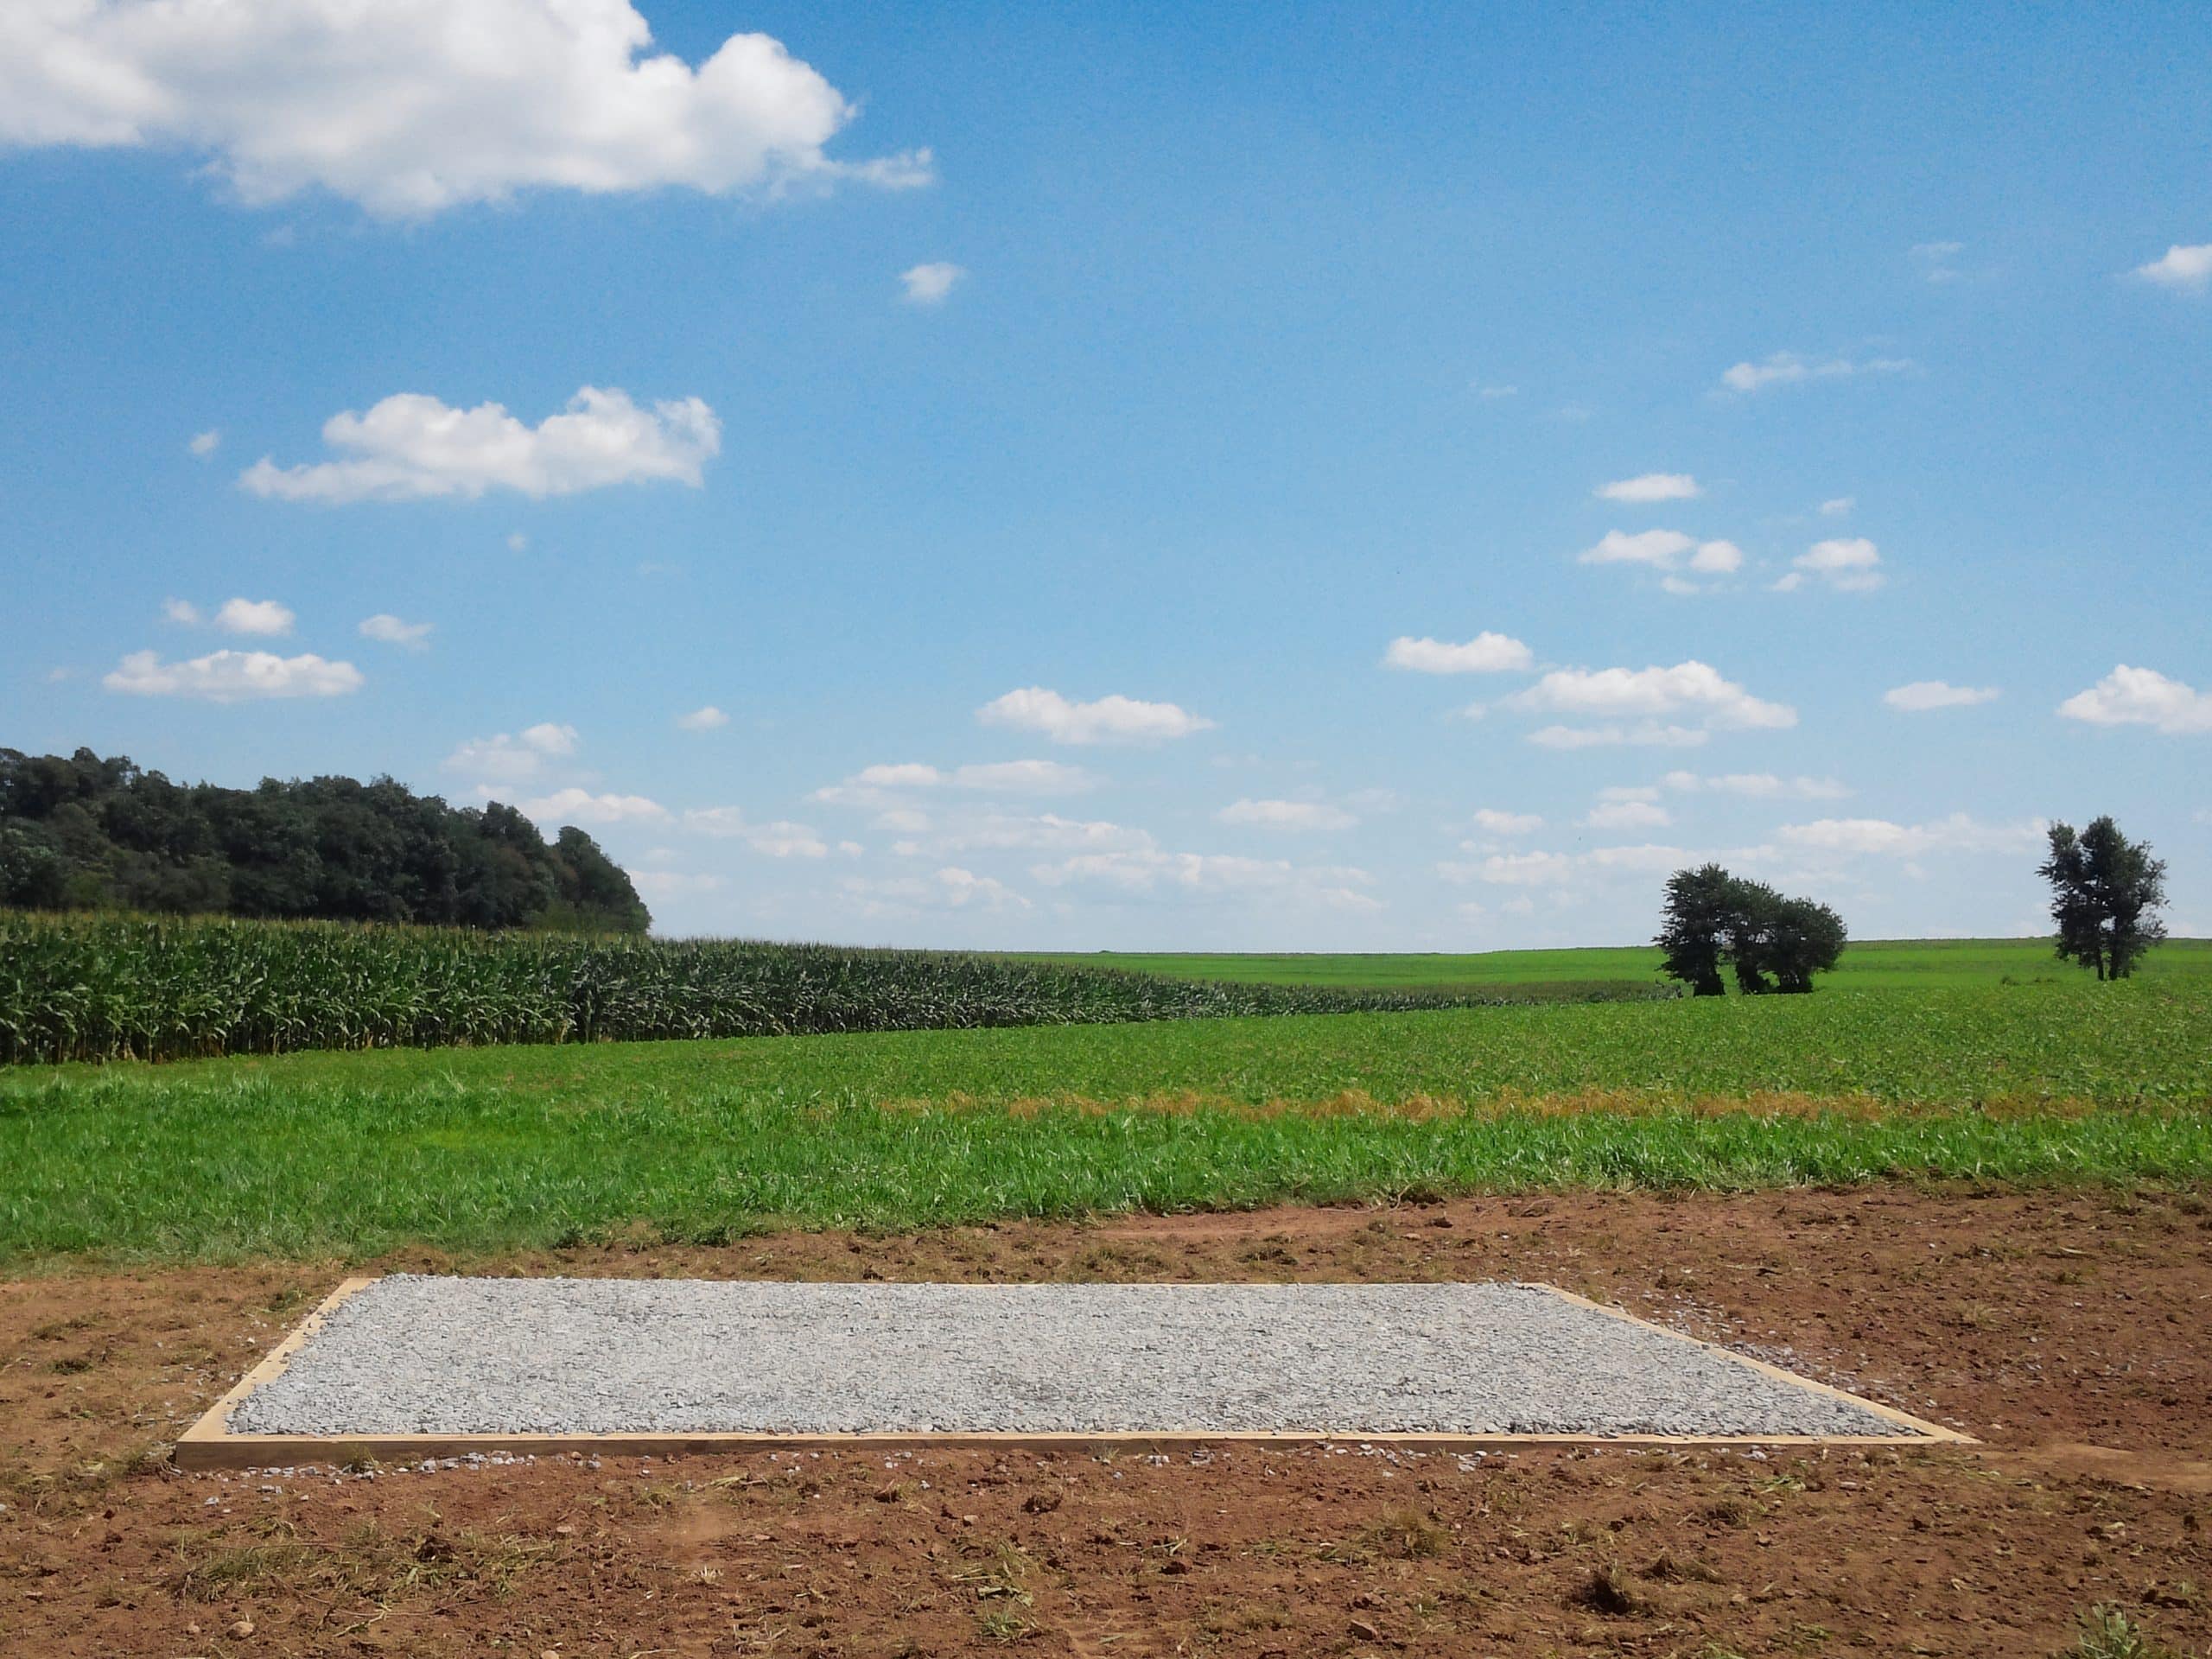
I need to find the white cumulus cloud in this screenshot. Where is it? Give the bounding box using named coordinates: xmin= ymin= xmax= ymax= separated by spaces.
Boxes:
xmin=1790 ymin=537 xmax=1885 ymax=592
xmin=1507 ymin=661 xmax=1796 ymax=733
xmin=103 ymin=647 xmax=361 ymax=702
xmin=676 ymin=704 xmax=730 ymax=731
xmin=162 ymin=595 xmax=296 ymax=634
xmin=357 ymin=613 xmax=433 ymax=650
xmin=1579 ymin=530 xmax=1741 ymax=582
xmin=188 ymin=429 xmax=220 ymax=458
xmin=443 ymin=722 xmax=579 ymax=784
xmin=2057 ymin=665 xmax=2212 ymax=734
xmin=1382 ymin=632 xmax=1533 ymax=674
xmin=517 ymin=787 xmax=667 ymax=827
xmin=1470 ymin=808 xmax=1542 ymax=836
xmin=976 ymin=687 xmax=1213 ymax=746
xmin=0 ymin=0 xmax=932 ymax=218
xmin=1885 ymin=680 xmax=1998 ymax=712
xmin=2133 ymin=244 xmax=2212 ymax=294
xmin=240 ymin=387 xmax=719 ymax=503
xmin=899 ymin=262 xmax=964 ymax=304
xmin=1595 ymin=473 xmax=1700 ymax=504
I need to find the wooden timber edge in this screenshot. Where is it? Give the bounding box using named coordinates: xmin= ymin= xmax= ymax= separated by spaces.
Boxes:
xmin=172 ymin=1275 xmax=1973 ymax=1472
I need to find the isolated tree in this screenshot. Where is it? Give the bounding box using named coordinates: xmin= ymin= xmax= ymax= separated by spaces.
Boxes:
xmin=1722 ymin=875 xmax=1783 ymax=995
xmin=1656 ymin=863 xmax=1736 ymax=995
xmin=1657 ymin=866 xmax=1847 ymax=995
xmin=2038 ymin=817 xmax=2167 ymax=980
xmin=1758 ymin=893 xmax=1848 ymax=994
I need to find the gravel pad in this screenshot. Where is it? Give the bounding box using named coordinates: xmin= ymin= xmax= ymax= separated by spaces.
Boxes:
xmin=227 ymin=1275 xmax=1917 ymax=1440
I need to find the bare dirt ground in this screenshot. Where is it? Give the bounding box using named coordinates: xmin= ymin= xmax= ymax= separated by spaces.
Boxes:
xmin=5 ymin=1185 xmax=2210 ymax=1657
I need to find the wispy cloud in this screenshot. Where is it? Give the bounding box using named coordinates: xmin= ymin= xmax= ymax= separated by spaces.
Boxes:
xmin=1885 ymin=681 xmax=1998 ymax=712
xmin=1719 ymin=353 xmax=1916 ymax=394
xmin=1595 ymin=473 xmax=1700 ymax=504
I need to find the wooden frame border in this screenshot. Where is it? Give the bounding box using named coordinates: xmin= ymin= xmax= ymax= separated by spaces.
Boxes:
xmin=174 ymin=1276 xmax=1970 ymax=1471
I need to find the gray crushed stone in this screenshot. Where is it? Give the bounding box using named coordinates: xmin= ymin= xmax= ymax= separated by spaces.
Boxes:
xmin=227 ymin=1276 xmax=1918 ymax=1440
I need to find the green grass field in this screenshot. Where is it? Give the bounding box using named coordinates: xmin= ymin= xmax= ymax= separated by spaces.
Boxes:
xmin=6 ymin=974 xmax=2208 ymax=1262
xmin=1024 ymin=936 xmax=2212 ymax=993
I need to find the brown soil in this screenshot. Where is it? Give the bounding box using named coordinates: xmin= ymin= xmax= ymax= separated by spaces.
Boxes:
xmin=5 ymin=1185 xmax=2210 ymax=1657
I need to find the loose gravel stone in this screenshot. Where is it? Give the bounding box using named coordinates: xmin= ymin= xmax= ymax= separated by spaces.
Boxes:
xmin=226 ymin=1276 xmax=1919 ymax=1440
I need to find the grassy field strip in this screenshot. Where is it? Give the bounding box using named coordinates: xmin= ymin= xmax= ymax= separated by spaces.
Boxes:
xmin=17 ymin=982 xmax=2199 ymax=1109
xmin=5 ymin=1087 xmax=2205 ymax=1262
xmin=1023 ymin=936 xmax=2212 ymax=991
xmin=5 ymin=984 xmax=2208 ymax=1262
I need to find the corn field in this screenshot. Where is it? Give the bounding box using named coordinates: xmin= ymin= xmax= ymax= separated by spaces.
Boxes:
xmin=0 ymin=910 xmax=1671 ymax=1065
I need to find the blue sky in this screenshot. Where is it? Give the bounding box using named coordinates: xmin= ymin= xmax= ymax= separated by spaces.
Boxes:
xmin=3 ymin=0 xmax=2208 ymax=948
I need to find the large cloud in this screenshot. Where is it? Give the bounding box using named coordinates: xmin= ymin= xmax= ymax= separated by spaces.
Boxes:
xmin=242 ymin=387 xmax=719 ymax=503
xmin=1505 ymin=661 xmax=1796 ymax=741
xmin=2057 ymin=665 xmax=2212 ymax=734
xmin=103 ymin=646 xmax=361 ymax=701
xmin=0 ymin=0 xmax=931 ymax=218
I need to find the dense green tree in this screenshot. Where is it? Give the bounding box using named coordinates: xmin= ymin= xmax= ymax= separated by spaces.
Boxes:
xmin=1656 ymin=863 xmax=1737 ymax=995
xmin=1757 ymin=893 xmax=1848 ymax=994
xmin=1656 ymin=866 xmax=1847 ymax=995
xmin=2038 ymin=817 xmax=2167 ymax=980
xmin=0 ymin=747 xmax=650 ymax=933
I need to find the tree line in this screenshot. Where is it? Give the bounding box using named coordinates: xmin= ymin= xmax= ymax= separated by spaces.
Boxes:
xmin=0 ymin=747 xmax=650 ymax=933
xmin=1653 ymin=814 xmax=2169 ymax=995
